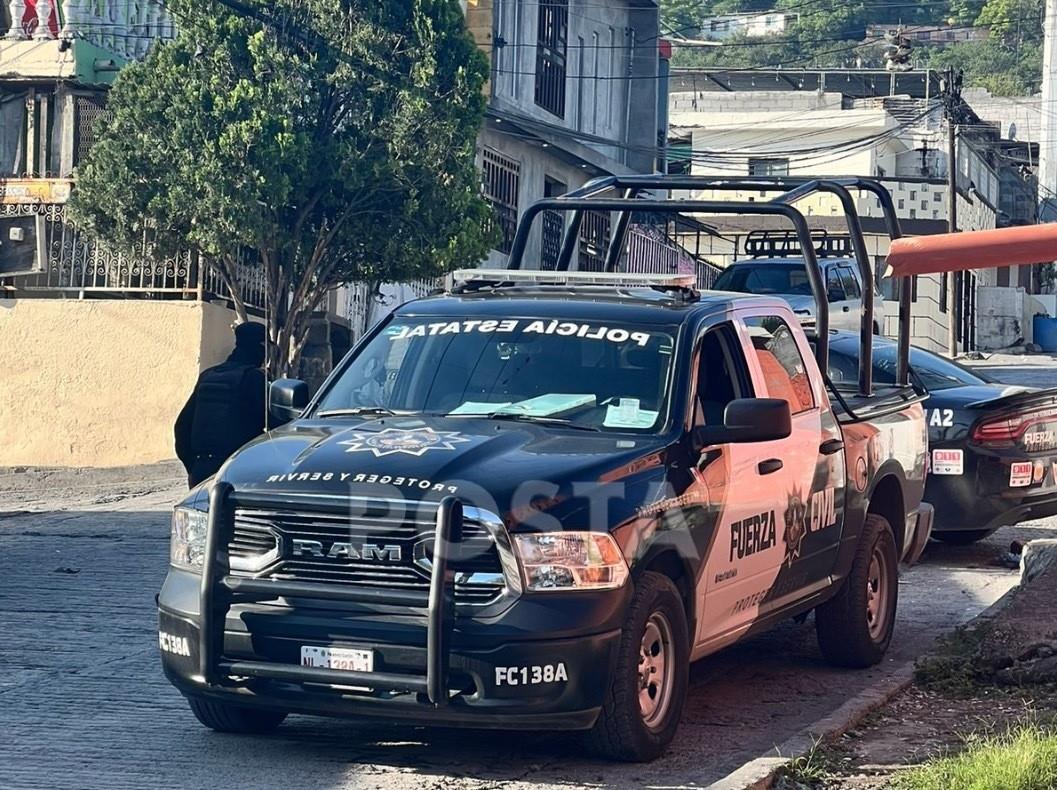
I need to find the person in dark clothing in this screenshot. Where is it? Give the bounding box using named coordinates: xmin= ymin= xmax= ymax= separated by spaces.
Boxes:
xmin=175 ymin=322 xmax=268 ymax=487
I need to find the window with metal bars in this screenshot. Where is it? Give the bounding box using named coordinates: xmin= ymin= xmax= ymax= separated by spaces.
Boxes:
xmin=74 ymin=94 xmax=111 ymax=167
xmin=747 ymin=157 xmax=789 ymax=177
xmin=534 ymin=0 xmax=568 ymax=118
xmin=578 ymin=211 xmax=611 ymax=272
xmin=540 ymin=176 xmax=566 ymax=270
xmin=481 ymin=147 xmax=521 ymax=254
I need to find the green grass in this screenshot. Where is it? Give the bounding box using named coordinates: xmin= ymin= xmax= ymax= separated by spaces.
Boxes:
xmin=774 ymin=737 xmax=836 ymax=789
xmin=893 ymin=725 xmax=1057 ymax=790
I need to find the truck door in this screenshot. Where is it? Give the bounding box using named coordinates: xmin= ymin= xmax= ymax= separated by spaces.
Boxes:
xmin=739 ymin=313 xmax=846 ymax=608
xmin=689 ymin=321 xmax=790 ymax=650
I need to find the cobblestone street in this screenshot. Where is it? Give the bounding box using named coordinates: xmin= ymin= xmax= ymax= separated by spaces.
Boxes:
xmin=1 ymin=357 xmax=1054 ymax=790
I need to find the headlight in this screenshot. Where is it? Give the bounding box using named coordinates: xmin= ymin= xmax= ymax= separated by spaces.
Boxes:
xmin=512 ymin=532 xmax=629 ymax=592
xmin=171 ymin=507 xmax=209 ymax=572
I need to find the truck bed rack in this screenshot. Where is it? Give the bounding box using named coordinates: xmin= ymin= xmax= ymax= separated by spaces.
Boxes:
xmin=744 ymin=228 xmax=853 ymax=259
xmin=494 ymin=174 xmax=913 ymax=398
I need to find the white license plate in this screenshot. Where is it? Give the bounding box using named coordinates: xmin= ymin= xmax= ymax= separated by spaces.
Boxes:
xmin=300 ymin=645 xmax=374 ymax=673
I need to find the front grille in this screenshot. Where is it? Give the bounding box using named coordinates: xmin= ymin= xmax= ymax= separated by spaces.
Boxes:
xmin=228 ymin=504 xmax=507 ymax=606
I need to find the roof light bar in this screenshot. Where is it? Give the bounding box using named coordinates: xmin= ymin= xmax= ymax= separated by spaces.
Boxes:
xmin=452 ymin=269 xmax=697 ymax=289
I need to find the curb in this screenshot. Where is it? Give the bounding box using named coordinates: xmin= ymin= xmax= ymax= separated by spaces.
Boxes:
xmin=704 ymin=582 xmax=1024 ymax=790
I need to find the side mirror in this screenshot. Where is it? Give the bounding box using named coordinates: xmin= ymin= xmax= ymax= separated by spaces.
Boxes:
xmin=827 ymin=288 xmax=845 ymax=303
xmin=269 ymin=378 xmax=309 ymax=426
xmin=693 ymin=398 xmax=792 ymax=449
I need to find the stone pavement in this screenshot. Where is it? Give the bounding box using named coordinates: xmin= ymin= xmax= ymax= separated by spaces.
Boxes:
xmin=2 ymin=356 xmax=1055 ymax=789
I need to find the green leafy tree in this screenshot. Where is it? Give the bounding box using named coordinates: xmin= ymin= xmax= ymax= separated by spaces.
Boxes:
xmin=69 ymin=0 xmax=494 ymax=377
xmin=777 ymin=0 xmax=867 ymax=41
xmin=662 ymin=0 xmax=705 ymax=36
xmin=948 ymin=0 xmax=988 ymax=24
xmin=976 ymin=0 xmax=1044 ymax=43
xmin=926 ymin=37 xmax=1042 ymax=94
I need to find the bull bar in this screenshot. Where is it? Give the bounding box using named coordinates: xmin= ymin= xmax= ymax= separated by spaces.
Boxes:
xmin=197 ymin=482 xmax=464 ymax=706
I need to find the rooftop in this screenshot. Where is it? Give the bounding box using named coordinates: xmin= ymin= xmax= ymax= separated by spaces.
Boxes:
xmin=670 ymin=68 xmax=946 ymax=100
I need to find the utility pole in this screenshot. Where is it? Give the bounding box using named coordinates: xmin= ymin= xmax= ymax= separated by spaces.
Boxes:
xmin=942 ymin=67 xmax=962 ymax=357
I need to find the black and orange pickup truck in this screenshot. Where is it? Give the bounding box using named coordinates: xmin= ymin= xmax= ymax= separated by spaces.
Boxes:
xmin=158 ymin=176 xmax=932 ymax=761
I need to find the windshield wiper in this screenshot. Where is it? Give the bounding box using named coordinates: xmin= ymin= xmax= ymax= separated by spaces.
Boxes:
xmin=316 ymin=406 xmax=401 ymax=418
xmin=479 ymin=412 xmax=602 ymax=432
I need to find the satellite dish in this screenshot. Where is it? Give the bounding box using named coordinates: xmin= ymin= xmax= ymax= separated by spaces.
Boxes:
xmin=1040 ymin=197 xmax=1057 ymax=223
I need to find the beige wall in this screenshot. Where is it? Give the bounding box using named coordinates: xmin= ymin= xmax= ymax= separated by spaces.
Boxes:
xmin=0 ymin=299 xmax=239 ymax=468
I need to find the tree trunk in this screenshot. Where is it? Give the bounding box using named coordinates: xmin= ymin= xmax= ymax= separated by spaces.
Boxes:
xmin=215 ymin=253 xmax=249 ymax=324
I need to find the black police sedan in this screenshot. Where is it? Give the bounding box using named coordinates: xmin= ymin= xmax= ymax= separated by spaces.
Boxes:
xmin=827 ymin=333 xmax=1057 ymax=544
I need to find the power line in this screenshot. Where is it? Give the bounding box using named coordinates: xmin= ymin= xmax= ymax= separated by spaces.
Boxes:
xmin=490 ymin=100 xmax=935 ymax=167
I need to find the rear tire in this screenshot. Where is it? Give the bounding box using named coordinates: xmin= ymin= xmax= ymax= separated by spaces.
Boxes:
xmin=933 ymin=529 xmax=995 ymax=545
xmin=186 ymin=696 xmax=287 ymax=734
xmin=816 ymin=514 xmax=898 ymax=668
xmin=586 ymin=572 xmax=689 ymax=762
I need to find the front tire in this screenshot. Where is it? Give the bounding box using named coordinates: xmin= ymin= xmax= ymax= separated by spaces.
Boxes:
xmin=815 ymin=514 xmax=898 ymax=668
xmin=933 ymin=529 xmax=995 ymax=545
xmin=186 ymin=695 xmax=288 ymax=734
xmin=586 ymin=572 xmax=689 ymax=762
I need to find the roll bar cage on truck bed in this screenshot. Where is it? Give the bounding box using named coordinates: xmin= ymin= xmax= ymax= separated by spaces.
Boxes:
xmin=498 ymin=174 xmax=917 ymax=412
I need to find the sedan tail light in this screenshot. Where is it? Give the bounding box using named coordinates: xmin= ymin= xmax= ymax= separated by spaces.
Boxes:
xmin=971 ymin=416 xmax=1019 ymax=446
xmin=971 ymin=408 xmax=1057 ymax=447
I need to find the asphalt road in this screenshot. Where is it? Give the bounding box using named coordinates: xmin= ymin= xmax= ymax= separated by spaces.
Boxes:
xmin=1 ymin=355 xmax=1053 ymax=790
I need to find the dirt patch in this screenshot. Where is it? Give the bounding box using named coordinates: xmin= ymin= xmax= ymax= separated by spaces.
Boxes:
xmin=0 ymin=462 xmax=185 ymax=513
xmin=776 ymin=550 xmax=1057 ymax=789
xmin=915 ymin=552 xmax=1057 ymax=694
xmin=784 ymin=686 xmax=1056 ymax=789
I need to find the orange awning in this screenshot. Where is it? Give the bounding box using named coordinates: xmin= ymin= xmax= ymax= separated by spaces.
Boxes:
xmin=886 ymin=223 xmax=1057 ymax=277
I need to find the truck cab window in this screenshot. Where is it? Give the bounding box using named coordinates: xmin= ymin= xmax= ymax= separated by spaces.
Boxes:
xmin=744 ymin=316 xmax=815 ymax=414
xmin=695 ymin=325 xmax=749 ymax=425
xmin=838 ymin=266 xmax=862 ymax=299
xmin=825 ymin=267 xmax=846 ymax=303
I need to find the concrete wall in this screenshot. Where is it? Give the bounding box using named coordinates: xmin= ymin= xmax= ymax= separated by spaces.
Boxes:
xmin=489 ymin=0 xmax=659 ymax=173
xmin=0 ymin=299 xmax=238 ymax=468
xmin=976 ymin=286 xmax=1027 ymax=349
xmin=478 ymin=126 xmax=596 ymax=266
xmin=964 ymin=87 xmax=1042 ymax=144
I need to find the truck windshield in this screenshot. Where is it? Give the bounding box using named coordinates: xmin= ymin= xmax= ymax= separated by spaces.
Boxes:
xmin=315 ymin=317 xmax=678 ymax=432
xmin=713 ymin=263 xmax=814 ymax=295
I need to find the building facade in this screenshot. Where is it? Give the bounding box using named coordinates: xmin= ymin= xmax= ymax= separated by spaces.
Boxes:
xmin=668 ymin=68 xmax=1038 ymax=353
xmin=465 ymin=0 xmax=663 ymax=268
xmin=865 ymin=24 xmax=988 ymax=45
xmin=698 ymin=11 xmax=797 ymax=41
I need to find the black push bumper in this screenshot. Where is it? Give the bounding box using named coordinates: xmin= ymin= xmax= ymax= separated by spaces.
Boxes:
xmin=158 ymin=484 xmax=623 ymax=729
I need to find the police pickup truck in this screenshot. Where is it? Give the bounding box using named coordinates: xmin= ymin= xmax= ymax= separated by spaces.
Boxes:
xmin=158 ymin=177 xmax=932 ymax=761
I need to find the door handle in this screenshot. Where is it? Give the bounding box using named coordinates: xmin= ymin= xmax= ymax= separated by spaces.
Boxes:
xmin=820 ymin=438 xmax=845 ymax=455
xmin=758 ymin=459 xmax=783 ymax=475
xmin=842 ymin=305 xmax=851 ymax=312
